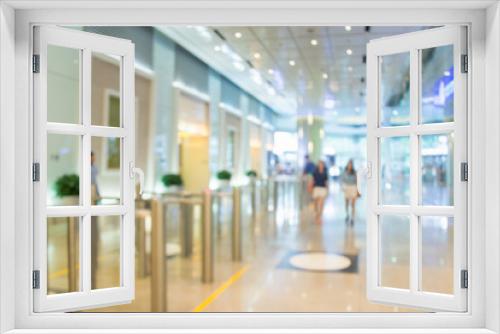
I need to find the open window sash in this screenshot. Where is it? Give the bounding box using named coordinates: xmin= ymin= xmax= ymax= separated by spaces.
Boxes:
xmin=33 ymin=26 xmax=136 ymax=312
xmin=366 ymin=26 xmax=467 ymax=312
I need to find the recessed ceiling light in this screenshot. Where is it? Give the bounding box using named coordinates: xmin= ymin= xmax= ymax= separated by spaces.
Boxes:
xmin=268 ymin=69 xmax=274 ymax=75
xmin=324 ymin=99 xmax=335 ymax=109
xmin=311 ymin=39 xmax=318 ymax=46
xmin=348 ymin=66 xmax=353 ymax=72
xmin=289 ymin=60 xmax=296 ymax=66
xmin=322 ymin=73 xmax=328 ymax=79
xmin=254 ymin=52 xmax=261 ymax=59
xmin=345 ymin=26 xmax=352 ymax=31
xmin=346 ymin=49 xmax=353 ymax=55
xmin=234 ymin=32 xmax=242 ymax=38
xmin=267 ymin=86 xmax=276 ymax=96
xmin=443 ymin=70 xmax=451 ymax=76
xmin=214 ymin=45 xmax=221 ymax=52
xmin=233 ymin=61 xmax=245 ymax=72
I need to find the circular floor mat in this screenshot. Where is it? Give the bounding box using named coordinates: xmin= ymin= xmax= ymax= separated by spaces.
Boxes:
xmin=289 ymin=252 xmax=352 ymax=271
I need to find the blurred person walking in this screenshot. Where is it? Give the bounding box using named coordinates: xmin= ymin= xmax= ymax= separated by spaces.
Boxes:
xmin=341 ymin=159 xmax=360 ymax=224
xmin=311 ymin=160 xmax=329 ymax=224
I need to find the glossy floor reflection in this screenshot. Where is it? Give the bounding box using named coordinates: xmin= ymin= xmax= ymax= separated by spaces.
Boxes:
xmin=45 ymin=179 xmax=454 ymax=312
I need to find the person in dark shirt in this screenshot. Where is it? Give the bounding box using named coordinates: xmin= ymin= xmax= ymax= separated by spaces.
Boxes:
xmin=311 ymin=160 xmax=328 ymax=224
xmin=303 ymin=155 xmax=316 ymax=176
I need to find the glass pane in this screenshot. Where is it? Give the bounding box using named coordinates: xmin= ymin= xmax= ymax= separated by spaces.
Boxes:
xmin=91 ymin=216 xmax=121 ymax=289
xmin=380 ymin=52 xmax=410 ymax=127
xmin=421 ymin=134 xmax=454 ymax=206
xmin=91 ymin=137 xmax=121 ymax=205
xmin=91 ymin=52 xmax=121 ymax=127
xmin=379 ymin=136 xmax=410 ymax=205
xmin=380 ymin=215 xmax=410 ymax=289
xmin=421 ymin=216 xmax=454 ymax=294
xmin=47 ymin=45 xmax=80 ymax=124
xmin=421 ymin=45 xmax=454 ymax=124
xmin=47 ymin=134 xmax=81 ymax=206
xmin=47 ymin=216 xmax=80 ymax=294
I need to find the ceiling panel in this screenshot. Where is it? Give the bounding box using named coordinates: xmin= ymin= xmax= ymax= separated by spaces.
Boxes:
xmin=164 ymin=25 xmax=427 ymax=126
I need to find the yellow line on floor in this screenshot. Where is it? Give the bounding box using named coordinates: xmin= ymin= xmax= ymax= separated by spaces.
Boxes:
xmin=192 ymin=265 xmax=250 ymax=312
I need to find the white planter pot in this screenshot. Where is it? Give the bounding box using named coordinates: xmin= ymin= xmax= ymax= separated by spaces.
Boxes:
xmin=217 ymin=179 xmax=231 ymax=191
xmin=56 ymin=195 xmax=79 ymax=206
xmin=165 ymin=185 xmax=182 ymax=193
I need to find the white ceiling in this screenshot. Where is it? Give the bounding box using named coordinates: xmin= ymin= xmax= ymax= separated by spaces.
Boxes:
xmin=161 ymin=26 xmax=427 ymax=129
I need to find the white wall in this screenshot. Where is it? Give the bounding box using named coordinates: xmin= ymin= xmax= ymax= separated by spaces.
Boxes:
xmin=0 ymin=3 xmax=15 ymax=333
xmin=485 ymin=2 xmax=500 ymax=332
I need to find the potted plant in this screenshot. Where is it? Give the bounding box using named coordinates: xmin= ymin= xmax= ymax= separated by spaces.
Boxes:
xmin=216 ymin=170 xmax=232 ymax=189
xmin=246 ymin=170 xmax=258 ymax=179
xmin=161 ymin=173 xmax=183 ymax=193
xmin=54 ymin=174 xmax=79 ymax=205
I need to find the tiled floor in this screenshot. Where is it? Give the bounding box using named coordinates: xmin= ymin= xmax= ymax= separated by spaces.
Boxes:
xmin=47 ymin=179 xmax=452 ymax=313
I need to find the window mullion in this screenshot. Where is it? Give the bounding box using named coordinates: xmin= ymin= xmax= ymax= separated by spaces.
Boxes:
xmin=81 ymin=48 xmax=92 ymax=293
xmin=409 ymin=48 xmax=420 ymax=293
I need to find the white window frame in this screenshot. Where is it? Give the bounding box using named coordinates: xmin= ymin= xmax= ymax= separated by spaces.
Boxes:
xmin=32 ymin=26 xmax=136 ymax=312
xmin=1 ymin=2 xmax=498 ymax=333
xmin=366 ymin=26 xmax=468 ymax=312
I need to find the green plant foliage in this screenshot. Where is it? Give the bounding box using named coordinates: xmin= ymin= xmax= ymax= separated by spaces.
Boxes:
xmin=162 ymin=174 xmax=183 ymax=187
xmin=246 ymin=170 xmax=258 ymax=178
xmin=216 ymin=170 xmax=232 ymax=181
xmin=54 ymin=174 xmax=79 ymax=197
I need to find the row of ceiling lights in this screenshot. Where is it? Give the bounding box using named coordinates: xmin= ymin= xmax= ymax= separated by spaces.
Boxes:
xmin=232 ymin=26 xmax=355 ymax=80
xmin=211 ymin=26 xmax=365 ymax=116
xmin=242 ymin=26 xmax=362 ymax=116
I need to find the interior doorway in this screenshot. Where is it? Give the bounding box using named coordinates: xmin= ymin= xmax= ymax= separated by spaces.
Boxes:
xmin=177 ymin=92 xmax=210 ymax=192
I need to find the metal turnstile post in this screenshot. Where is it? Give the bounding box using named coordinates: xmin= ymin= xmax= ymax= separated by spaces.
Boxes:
xmin=261 ymin=179 xmax=268 ymax=212
xmin=180 ymin=201 xmax=193 ymax=257
xmin=250 ymin=180 xmax=257 ymax=224
xmin=273 ymin=179 xmax=279 ymax=212
xmin=151 ymin=197 xmax=167 ymax=312
xmin=67 ymin=217 xmax=78 ymax=292
xmin=135 ymin=208 xmax=149 ymax=278
xmin=231 ymin=187 xmax=242 ymax=261
xmin=201 ymin=190 xmax=214 ymax=283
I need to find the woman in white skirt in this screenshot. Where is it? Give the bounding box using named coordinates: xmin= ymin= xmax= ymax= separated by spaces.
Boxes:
xmin=341 ymin=159 xmax=360 ymax=224
xmin=311 ymin=160 xmax=329 ymax=224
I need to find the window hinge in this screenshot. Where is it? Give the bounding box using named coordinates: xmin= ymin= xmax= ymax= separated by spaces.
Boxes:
xmin=32 ymin=270 xmax=40 ymax=289
xmin=461 ymin=162 xmax=468 ymax=182
xmin=461 ymin=54 xmax=468 ymax=73
xmin=32 ymin=163 xmax=40 ymax=182
xmin=461 ymin=269 xmax=468 ymax=289
xmin=32 ymin=55 xmax=40 ymax=73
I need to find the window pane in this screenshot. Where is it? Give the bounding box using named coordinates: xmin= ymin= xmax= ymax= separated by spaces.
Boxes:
xmin=91 ymin=216 xmax=121 ymax=289
xmin=47 ymin=45 xmax=81 ymax=124
xmin=91 ymin=52 xmax=121 ymax=127
xmin=47 ymin=134 xmax=81 ymax=206
xmin=421 ymin=216 xmax=454 ymax=294
xmin=47 ymin=217 xmax=80 ymax=294
xmin=421 ymin=45 xmax=454 ymax=124
xmin=379 ymin=136 xmax=410 ymax=205
xmin=380 ymin=215 xmax=410 ymax=289
xmin=380 ymin=52 xmax=410 ymax=127
xmin=91 ymin=137 xmax=121 ymax=205
xmin=421 ymin=134 xmax=454 ymax=206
